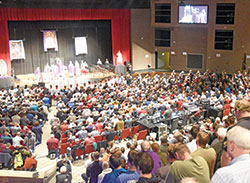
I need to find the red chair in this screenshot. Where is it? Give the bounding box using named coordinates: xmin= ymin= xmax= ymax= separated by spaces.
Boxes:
xmin=132 ymin=125 xmax=140 ymax=135
xmin=121 ymin=128 xmax=130 ymax=140
xmin=137 ymin=130 xmax=148 ymax=141
xmin=60 ymin=142 xmax=70 ymax=155
xmin=75 ymin=148 xmax=85 ymax=157
xmin=94 ymin=135 xmax=102 ymax=143
xmin=85 ymin=144 xmax=94 ymax=155
xmin=114 ymin=135 xmax=120 ymax=141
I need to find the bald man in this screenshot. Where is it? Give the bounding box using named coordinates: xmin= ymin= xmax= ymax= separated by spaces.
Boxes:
xmin=141 ymin=140 xmax=161 ymax=174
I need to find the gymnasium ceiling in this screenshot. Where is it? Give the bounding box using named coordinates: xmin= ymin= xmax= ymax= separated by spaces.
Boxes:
xmin=0 ymin=0 xmax=150 ymax=9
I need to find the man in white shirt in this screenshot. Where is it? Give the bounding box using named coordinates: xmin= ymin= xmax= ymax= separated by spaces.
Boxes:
xmin=212 ymin=126 xmax=250 ymax=183
xmin=186 ymin=125 xmax=200 ymax=153
xmin=12 ymin=132 xmax=24 ymax=147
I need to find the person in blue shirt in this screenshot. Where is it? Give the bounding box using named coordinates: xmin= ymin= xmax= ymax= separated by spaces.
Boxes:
xmin=42 ymin=95 xmax=50 ymax=112
xmin=42 ymin=95 xmax=50 ymax=107
xmin=116 ymin=150 xmax=140 ymax=183
xmin=102 ymin=153 xmax=127 ymax=183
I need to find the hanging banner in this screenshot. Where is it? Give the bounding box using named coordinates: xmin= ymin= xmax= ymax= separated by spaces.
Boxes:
xmin=43 ymin=30 xmax=58 ymax=52
xmin=74 ymin=37 xmax=88 ymax=55
xmin=0 ymin=59 xmax=7 ymax=76
xmin=9 ymin=40 xmax=25 ymax=60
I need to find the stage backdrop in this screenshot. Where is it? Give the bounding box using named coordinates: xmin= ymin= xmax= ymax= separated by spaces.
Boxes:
xmin=8 ymin=20 xmax=112 ymax=75
xmin=0 ymin=8 xmax=131 ymax=76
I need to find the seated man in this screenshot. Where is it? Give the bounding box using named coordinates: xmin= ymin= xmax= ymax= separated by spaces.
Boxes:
xmin=2 ymin=143 xmax=13 ymax=155
xmin=57 ymin=154 xmax=71 ymax=173
xmin=190 ymin=107 xmax=203 ymax=124
xmin=56 ymin=166 xmax=71 ymax=183
xmin=23 ymin=154 xmax=37 ymax=171
xmin=83 ymin=133 xmax=95 ymax=146
xmin=70 ymin=138 xmax=83 ymax=161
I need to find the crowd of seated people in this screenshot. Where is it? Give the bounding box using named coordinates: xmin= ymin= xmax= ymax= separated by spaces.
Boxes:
xmin=58 ymin=121 xmax=248 ymax=183
xmin=0 ymin=85 xmax=50 ymax=170
xmin=47 ymin=70 xmax=250 ymax=182
xmin=1 ymin=69 xmax=250 ymax=183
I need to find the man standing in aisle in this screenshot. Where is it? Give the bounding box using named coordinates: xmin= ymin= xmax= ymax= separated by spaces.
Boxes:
xmin=47 ymin=134 xmax=59 ymax=159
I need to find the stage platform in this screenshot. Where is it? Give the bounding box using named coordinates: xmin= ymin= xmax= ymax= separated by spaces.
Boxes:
xmin=14 ymin=68 xmax=174 ymax=88
xmin=15 ymin=71 xmax=115 ymax=88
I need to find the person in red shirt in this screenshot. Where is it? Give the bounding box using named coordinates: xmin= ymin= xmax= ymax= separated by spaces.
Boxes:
xmin=190 ymin=107 xmax=203 ymax=124
xmin=47 ymin=134 xmax=59 ymax=158
xmin=83 ymin=133 xmax=95 ymax=146
xmin=60 ymin=121 xmax=69 ymax=132
xmin=95 ymin=118 xmax=104 ymax=133
xmin=176 ymin=99 xmax=183 ymax=111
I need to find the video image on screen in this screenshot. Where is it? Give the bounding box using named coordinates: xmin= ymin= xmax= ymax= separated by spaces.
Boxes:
xmin=179 ymin=5 xmax=208 ymax=24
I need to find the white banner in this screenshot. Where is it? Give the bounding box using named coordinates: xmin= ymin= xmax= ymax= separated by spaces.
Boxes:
xmin=0 ymin=59 xmax=7 ymax=76
xmin=9 ymin=40 xmax=25 ymax=60
xmin=43 ymin=30 xmax=58 ymax=52
xmin=75 ymin=37 xmax=88 ymax=55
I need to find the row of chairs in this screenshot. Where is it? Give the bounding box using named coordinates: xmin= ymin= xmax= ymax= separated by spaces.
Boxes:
xmin=59 ymin=125 xmax=148 ymax=157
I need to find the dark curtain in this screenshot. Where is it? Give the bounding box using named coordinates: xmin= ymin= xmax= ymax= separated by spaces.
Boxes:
xmin=8 ymin=20 xmax=112 ymax=75
xmin=0 ymin=8 xmax=130 ymax=76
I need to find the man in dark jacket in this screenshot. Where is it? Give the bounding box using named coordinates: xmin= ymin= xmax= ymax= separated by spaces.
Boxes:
xmin=32 ymin=121 xmax=43 ymax=145
xmin=84 ymin=152 xmax=103 ymax=183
